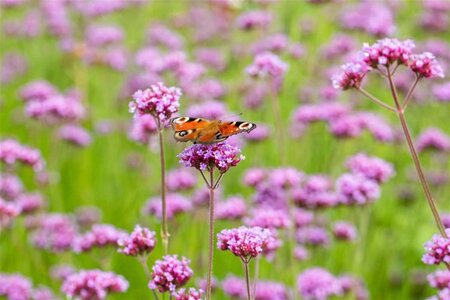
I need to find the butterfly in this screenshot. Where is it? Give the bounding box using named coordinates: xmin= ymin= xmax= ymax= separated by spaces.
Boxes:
xmin=170 ymin=117 xmax=257 ymax=144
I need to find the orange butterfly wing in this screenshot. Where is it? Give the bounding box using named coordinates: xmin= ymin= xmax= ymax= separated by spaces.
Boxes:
xmin=218 ymin=121 xmax=257 ymax=137
xmin=170 ymin=117 xmax=210 ymax=142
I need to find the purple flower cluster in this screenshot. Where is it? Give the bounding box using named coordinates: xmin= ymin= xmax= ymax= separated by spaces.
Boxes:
xmin=410 ymin=52 xmax=445 ymax=78
xmin=361 ymin=38 xmax=415 ymax=68
xmin=432 ymin=82 xmax=450 ymax=103
xmin=340 ymin=2 xmax=395 ymax=36
xmin=1 ymin=52 xmax=28 ymax=84
xmin=297 ymin=268 xmax=343 ymax=300
xmin=73 ymin=224 xmax=127 ymax=253
xmin=148 ymin=255 xmax=193 ymax=293
xmin=85 ymin=25 xmax=124 ymax=47
xmin=346 ymin=153 xmax=395 ymax=183
xmin=333 ymin=221 xmax=357 ymax=241
xmin=296 ymin=226 xmax=330 ymax=247
xmin=0 ymin=198 xmax=21 ymax=228
xmin=422 ymin=229 xmax=450 ymax=265
xmin=216 ymin=196 xmax=247 ymax=220
xmin=331 ymin=61 xmax=368 ymax=90
xmin=143 ymin=193 xmax=192 ymax=219
xmin=416 ymin=128 xmax=450 ymax=152
xmin=0 ymin=173 xmax=23 ymax=200
xmin=236 ymin=10 xmax=272 ymax=31
xmin=166 ymin=168 xmax=198 ymax=192
xmin=217 ymin=226 xmax=273 ymax=262
xmin=336 ymin=173 xmax=380 ymax=205
xmin=129 ymin=114 xmax=158 ymax=144
xmin=58 ymin=125 xmax=92 ymax=147
xmin=244 ymin=208 xmax=290 ymax=229
xmin=0 ymin=139 xmax=45 ymax=172
xmin=178 ymin=142 xmax=244 ymax=173
xmin=0 ymin=273 xmax=33 ymax=300
xmin=246 ymin=52 xmax=288 ymax=79
xmin=62 ymin=270 xmax=129 ymax=300
xmin=428 ymin=270 xmax=450 ymax=290
xmin=172 ymin=288 xmax=204 ymax=300
xmin=129 ymin=82 xmax=181 ymax=123
xmin=30 ymin=213 xmax=77 ymax=252
xmin=222 ymin=276 xmax=287 ymax=300
xmin=117 ymin=225 xmax=156 ymax=256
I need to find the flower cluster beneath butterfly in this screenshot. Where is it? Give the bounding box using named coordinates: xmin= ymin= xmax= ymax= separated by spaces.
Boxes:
xmin=170 ymin=117 xmax=257 ymax=144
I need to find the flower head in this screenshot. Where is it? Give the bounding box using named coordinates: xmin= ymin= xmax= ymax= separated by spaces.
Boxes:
xmin=333 ymin=221 xmax=357 ymax=241
xmin=336 ymin=173 xmax=380 ymax=205
xmin=0 ymin=273 xmax=33 ymax=300
xmin=178 ymin=142 xmax=244 ymax=173
xmin=62 ymin=270 xmax=129 ymax=300
xmin=416 ymin=128 xmax=450 ymax=152
xmin=172 ymin=288 xmax=204 ymax=300
xmin=360 ymin=38 xmax=415 ymax=68
xmin=422 ymin=229 xmax=450 ymax=265
xmin=217 ymin=226 xmax=273 ymax=262
xmin=118 ymin=225 xmax=156 ymax=256
xmin=0 ymin=139 xmax=45 ymax=172
xmin=149 ymin=255 xmax=193 ymax=293
xmin=143 ymin=193 xmax=192 ymax=219
xmin=129 ymin=82 xmax=181 ymax=123
xmin=297 ymin=268 xmax=343 ymax=300
xmin=332 ymin=61 xmax=368 ymax=90
xmin=346 ymin=153 xmax=395 ymax=183
xmin=246 ymin=52 xmax=288 ymax=78
xmin=31 ymin=213 xmax=77 ymax=252
xmin=409 ymin=52 xmax=445 ymax=78
xmin=428 ymin=270 xmax=450 ymax=290
xmin=73 ymin=224 xmax=127 ymax=253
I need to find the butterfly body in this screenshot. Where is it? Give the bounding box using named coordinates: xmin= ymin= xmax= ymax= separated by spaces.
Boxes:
xmin=171 ymin=117 xmax=256 ymax=144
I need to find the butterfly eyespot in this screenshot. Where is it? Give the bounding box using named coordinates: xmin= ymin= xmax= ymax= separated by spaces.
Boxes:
xmin=179 ymin=131 xmax=188 ymax=137
xmin=173 ymin=117 xmax=190 ymax=123
xmin=238 ymin=122 xmax=256 ymax=131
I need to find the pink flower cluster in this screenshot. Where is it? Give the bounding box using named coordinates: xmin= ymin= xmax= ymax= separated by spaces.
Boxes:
xmin=297 ymin=268 xmax=343 ymax=300
xmin=346 ymin=153 xmax=395 ymax=183
xmin=0 ymin=273 xmax=33 ymax=300
xmin=335 ymin=173 xmax=380 ymax=205
xmin=244 ymin=207 xmax=290 ymax=229
xmin=58 ymin=125 xmax=92 ymax=147
xmin=333 ymin=38 xmax=445 ymax=91
xmin=217 ymin=226 xmax=273 ymax=262
xmin=172 ymin=288 xmax=204 ymax=300
xmin=62 ymin=270 xmax=129 ymax=300
xmin=422 ymin=229 xmax=450 ymax=265
xmin=129 ymin=82 xmax=181 ymax=123
xmin=148 ymin=255 xmax=193 ymax=293
xmin=166 ymin=168 xmax=198 ymax=192
xmin=0 ymin=139 xmax=45 ymax=172
xmin=143 ymin=193 xmax=192 ymax=220
xmin=117 ymin=225 xmax=156 ymax=256
xmin=416 ymin=128 xmax=450 ymax=152
xmin=0 ymin=198 xmax=21 ymax=228
xmin=246 ymin=52 xmax=288 ymax=79
xmin=178 ymin=142 xmax=244 ymax=173
xmin=30 ymin=213 xmax=77 ymax=252
xmin=222 ymin=276 xmax=288 ymax=300
xmin=73 ymin=224 xmax=127 ymax=253
xmin=216 ymin=196 xmax=247 ymax=220
xmin=236 ymin=10 xmax=272 ymax=31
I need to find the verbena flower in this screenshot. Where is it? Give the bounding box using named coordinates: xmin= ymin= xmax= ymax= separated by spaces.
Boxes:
xmin=148 ymin=255 xmax=193 ymax=293
xmin=185 ymin=101 xmax=228 ymax=120
xmin=74 ymin=206 xmax=101 ymax=228
xmin=244 ymin=208 xmax=290 ymax=229
xmin=117 ymin=225 xmax=156 ymax=256
xmin=217 ymin=226 xmax=273 ymax=262
xmin=16 ymin=192 xmax=45 ymax=214
xmin=0 ymin=273 xmax=33 ymax=300
xmin=0 ymin=173 xmax=23 ymax=200
xmin=297 ymin=268 xmax=343 ymax=300
xmin=172 ymin=288 xmax=204 ymax=300
xmin=216 ymin=196 xmax=247 ymax=220
xmin=50 ymin=264 xmax=76 ymax=281
xmin=296 ymin=226 xmax=330 ymax=247
xmin=346 ymin=153 xmax=395 ymax=183
xmin=246 ymin=52 xmax=288 ymax=79
xmin=142 ymin=193 xmax=192 ymax=219
xmin=360 ymin=38 xmax=415 ymax=68
xmin=73 ymin=224 xmax=127 ymax=253
xmin=166 ymin=168 xmax=197 ymax=192
xmin=85 ymin=25 xmax=124 ymax=47
xmin=422 ymin=229 xmax=450 ymax=265
xmin=416 ymin=128 xmax=450 ymax=152
xmin=129 ymin=82 xmax=181 ymax=123
xmin=31 ymin=213 xmax=77 ymax=252
xmin=0 ymin=139 xmax=45 ymax=172
xmin=333 ymin=221 xmax=357 ymax=241
xmin=178 ymin=142 xmax=244 ymax=173
xmin=410 ymin=52 xmax=445 ymax=78
xmin=236 ymin=10 xmax=272 ymax=31
xmin=0 ymin=198 xmax=21 ymax=228
xmin=336 ymin=173 xmax=380 ymax=205
xmin=221 ymin=276 xmax=288 ymax=300
xmin=33 ymin=285 xmax=56 ymax=300
xmin=432 ymin=82 xmax=450 ymax=103
xmin=58 ymin=125 xmax=92 ymax=147
xmin=331 ymin=61 xmax=368 ymax=90
xmin=62 ymin=270 xmax=129 ymax=300
xmin=428 ymin=270 xmax=450 ymax=290
xmin=243 ymin=168 xmax=267 ymax=188
xmin=129 ymin=114 xmax=158 ymax=144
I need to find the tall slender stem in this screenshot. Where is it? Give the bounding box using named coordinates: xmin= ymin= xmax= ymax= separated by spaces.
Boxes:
xmin=139 ymin=256 xmax=159 ymax=300
xmin=385 ymin=68 xmax=447 ymax=238
xmin=402 ymin=75 xmax=420 ymax=111
xmin=206 ymin=168 xmax=215 ymax=300
xmin=243 ymin=260 xmax=252 ymax=300
xmin=357 ymin=87 xmax=397 ymax=112
xmin=156 ymin=119 xmax=169 ymax=254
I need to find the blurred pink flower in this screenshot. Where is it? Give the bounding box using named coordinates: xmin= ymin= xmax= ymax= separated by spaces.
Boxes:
xmin=149 ymin=255 xmax=193 ymax=293
xmin=62 ymin=270 xmax=129 ymax=300
xmin=118 ymin=224 xmax=156 ymax=256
